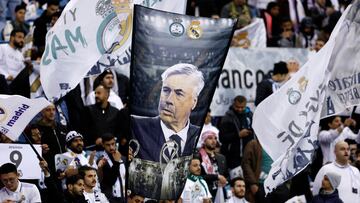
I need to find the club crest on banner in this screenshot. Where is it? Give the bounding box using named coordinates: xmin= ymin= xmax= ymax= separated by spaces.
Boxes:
xmin=96 ymin=0 xmax=132 ymax=54
xmin=187 ymin=20 xmax=202 ymax=39
xmin=232 ymin=31 xmax=251 ymax=48
xmin=287 ymin=76 xmax=309 ymax=105
xmin=169 ymin=18 xmax=185 ymax=37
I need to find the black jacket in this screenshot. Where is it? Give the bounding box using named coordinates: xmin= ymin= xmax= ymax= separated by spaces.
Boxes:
xmin=312 ymin=189 xmax=343 ymax=203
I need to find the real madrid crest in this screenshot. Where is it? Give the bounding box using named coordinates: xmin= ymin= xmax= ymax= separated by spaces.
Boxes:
xmin=187 ymin=20 xmax=203 ymax=39
xmin=169 ymin=18 xmax=185 ymax=37
xmin=287 ymin=88 xmax=301 ymax=105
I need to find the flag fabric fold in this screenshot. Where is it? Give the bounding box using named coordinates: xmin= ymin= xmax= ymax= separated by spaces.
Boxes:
xmin=252 ymin=2 xmax=358 ymax=194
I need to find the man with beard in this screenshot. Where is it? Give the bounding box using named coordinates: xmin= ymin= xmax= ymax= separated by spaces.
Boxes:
xmin=60 ymin=131 xmax=97 ymax=181
xmin=83 ymin=84 xmax=120 ymax=147
xmin=0 ymin=29 xmax=25 ymax=83
xmin=180 ymin=157 xmax=212 ymax=203
xmin=79 ymin=166 xmax=109 ymax=203
xmin=219 ymin=95 xmax=254 ymax=173
xmin=97 ymin=133 xmax=126 ymax=203
xmin=198 ymin=131 xmax=227 ymax=200
xmin=227 ymin=177 xmax=249 ymax=203
xmin=86 ymin=69 xmax=124 ymax=110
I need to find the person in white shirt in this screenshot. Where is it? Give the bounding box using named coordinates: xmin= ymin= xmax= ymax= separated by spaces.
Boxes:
xmin=313 ymin=141 xmax=360 ymax=203
xmin=0 ymin=29 xmax=25 ymax=83
xmin=86 ymin=69 xmax=124 ymax=110
xmin=79 ymin=166 xmax=109 ymax=203
xmin=0 ymin=163 xmax=41 ymax=203
xmin=227 ymin=177 xmax=249 ymax=203
xmin=319 ymin=116 xmax=360 ymax=164
xmin=180 ymin=157 xmax=212 ymax=203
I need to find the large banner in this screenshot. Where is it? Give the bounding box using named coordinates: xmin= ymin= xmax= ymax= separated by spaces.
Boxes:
xmin=210 ymin=48 xmax=309 ymax=116
xmin=0 ymin=144 xmax=42 ymax=179
xmin=0 ymin=95 xmax=50 ymax=141
xmin=128 ymin=6 xmax=236 ymax=200
xmin=40 ymin=0 xmax=120 ymax=101
xmin=87 ymin=0 xmax=187 ymax=76
xmin=252 ymin=3 xmax=356 ymax=194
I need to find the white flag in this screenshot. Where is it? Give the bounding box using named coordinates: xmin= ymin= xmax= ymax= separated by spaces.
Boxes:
xmin=252 ymin=3 xmax=354 ymax=194
xmin=88 ymin=0 xmax=187 ymax=76
xmin=232 ymin=18 xmax=266 ymax=48
xmin=40 ymin=0 xmax=120 ymax=101
xmin=0 ymin=95 xmax=50 ymax=141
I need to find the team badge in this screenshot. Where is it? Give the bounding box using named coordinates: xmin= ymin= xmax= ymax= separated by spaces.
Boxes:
xmin=169 ymin=18 xmax=185 ymax=37
xmin=187 ymin=20 xmax=202 ymax=39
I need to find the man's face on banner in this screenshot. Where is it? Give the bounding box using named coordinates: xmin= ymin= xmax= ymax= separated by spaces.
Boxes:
xmin=158 ymin=74 xmax=198 ymax=132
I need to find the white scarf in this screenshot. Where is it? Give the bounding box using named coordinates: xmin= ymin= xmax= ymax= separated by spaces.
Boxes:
xmin=103 ymin=152 xmax=126 ymax=198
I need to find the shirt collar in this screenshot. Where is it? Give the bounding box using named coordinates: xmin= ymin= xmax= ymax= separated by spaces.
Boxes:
xmin=160 ymin=120 xmax=189 ymax=142
xmin=5 ymin=181 xmax=21 ymax=194
xmin=334 ymin=161 xmax=349 ymax=168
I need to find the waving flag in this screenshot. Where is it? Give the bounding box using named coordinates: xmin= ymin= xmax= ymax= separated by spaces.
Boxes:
xmin=0 ymin=95 xmax=50 ymax=141
xmin=252 ymin=2 xmax=359 ymax=194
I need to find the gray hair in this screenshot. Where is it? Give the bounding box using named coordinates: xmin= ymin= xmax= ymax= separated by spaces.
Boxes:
xmin=161 ymin=63 xmax=205 ymax=97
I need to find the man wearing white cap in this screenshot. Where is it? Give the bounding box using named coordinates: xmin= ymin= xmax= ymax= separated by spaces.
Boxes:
xmin=198 ymin=130 xmax=227 ymax=200
xmin=312 ymin=172 xmax=343 ymax=202
xmin=313 ymin=141 xmax=360 ymax=203
xmin=60 ymin=131 xmax=97 ymax=178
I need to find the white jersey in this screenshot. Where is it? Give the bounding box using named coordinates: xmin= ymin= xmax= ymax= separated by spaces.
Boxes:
xmin=0 ymin=181 xmax=41 ymax=203
xmin=84 ymin=189 xmax=109 ymax=203
xmin=181 ymin=176 xmax=212 ymax=203
xmin=0 ymin=44 xmax=25 ymax=79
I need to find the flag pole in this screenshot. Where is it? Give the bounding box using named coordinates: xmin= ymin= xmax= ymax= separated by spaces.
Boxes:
xmin=22 ymin=132 xmax=43 ymax=161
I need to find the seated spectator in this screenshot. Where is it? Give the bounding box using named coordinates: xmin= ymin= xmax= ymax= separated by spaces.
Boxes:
xmin=0 ymin=163 xmax=41 ymax=202
xmin=296 ymin=17 xmax=318 ymax=48
xmin=312 ymin=172 xmax=343 ymax=203
xmin=221 ymin=0 xmax=259 ymax=28
xmin=180 ymin=157 xmax=212 ymax=203
xmin=0 ymin=0 xmax=22 ymax=32
xmin=0 ymin=29 xmax=25 ymax=83
xmin=277 ymin=18 xmax=298 ymax=47
xmin=262 ymin=2 xmax=282 ymax=46
xmin=79 ymin=166 xmax=109 ymax=203
xmin=10 ymin=4 xmax=30 ymax=35
xmin=128 ymin=192 xmax=145 ymax=203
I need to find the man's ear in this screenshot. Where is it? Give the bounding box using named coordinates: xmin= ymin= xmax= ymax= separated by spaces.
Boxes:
xmin=191 ymin=98 xmax=198 ymax=110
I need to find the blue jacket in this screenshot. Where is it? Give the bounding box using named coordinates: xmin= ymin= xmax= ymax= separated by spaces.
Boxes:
xmin=312 ymin=189 xmax=343 ymax=203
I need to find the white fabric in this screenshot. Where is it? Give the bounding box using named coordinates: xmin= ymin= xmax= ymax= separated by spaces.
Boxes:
xmin=0 ymin=44 xmax=24 ymax=79
xmin=319 ymin=127 xmax=360 ymax=164
xmin=0 ymin=95 xmax=50 ymax=141
xmin=288 ymin=0 xmax=306 ymax=29
xmin=247 ymin=0 xmax=272 ymax=10
xmin=180 ymin=178 xmax=212 ymax=203
xmin=40 ymin=0 xmax=119 ymax=101
xmin=226 ymin=196 xmax=249 ymax=203
xmin=160 ymin=119 xmax=190 ymax=153
xmin=84 ymin=189 xmax=109 ymax=203
xmin=197 ymin=123 xmax=219 ymax=148
xmin=86 ymin=89 xmax=124 ymax=110
xmin=313 ymin=162 xmax=360 ymax=203
xmin=232 ymin=18 xmax=267 ymax=48
xmin=252 ymin=5 xmax=352 ymax=194
xmin=0 ymin=181 xmax=41 ymax=203
xmin=102 ymin=151 xmax=126 ymax=198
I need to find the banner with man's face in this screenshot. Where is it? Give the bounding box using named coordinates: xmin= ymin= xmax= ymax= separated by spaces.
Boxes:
xmin=129 ymin=6 xmax=236 ymax=200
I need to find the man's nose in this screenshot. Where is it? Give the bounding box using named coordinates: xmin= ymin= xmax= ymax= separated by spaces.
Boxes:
xmin=165 ymin=91 xmax=175 ymax=104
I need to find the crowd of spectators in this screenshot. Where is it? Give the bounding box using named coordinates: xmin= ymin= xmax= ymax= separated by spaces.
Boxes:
xmin=0 ymin=0 xmax=359 ymax=203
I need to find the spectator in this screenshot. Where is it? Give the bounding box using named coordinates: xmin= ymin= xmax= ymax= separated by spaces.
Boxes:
xmin=83 ymin=84 xmax=120 ymax=147
xmin=221 ymin=0 xmax=259 ymax=28
xmin=227 ymin=177 xmax=249 ymax=203
xmin=0 ymin=163 xmax=41 ymax=202
xmin=313 ymin=141 xmax=360 ymax=203
xmin=198 ymin=130 xmax=227 ymax=200
xmin=37 ymin=103 xmax=67 ymax=174
xmin=242 ymin=139 xmax=289 ymax=203
xmin=219 ymin=95 xmax=253 ymax=172
xmin=128 ymin=193 xmax=144 ymax=203
xmin=296 ymin=17 xmax=318 ymax=48
xmin=97 ymin=133 xmax=126 ymax=203
xmin=0 ymin=0 xmax=22 ymax=32
xmin=262 ymin=2 xmax=282 ymax=46
xmin=353 ymin=149 xmax=360 ymax=171
xmin=255 ymin=61 xmax=289 ymax=106
xmin=318 ymin=116 xmax=360 ymax=164
xmin=180 ymin=157 xmax=212 ymax=203
xmin=197 ymin=109 xmax=219 ymax=149
xmin=79 ymin=166 xmax=109 ymax=203
xmin=312 ymin=171 xmax=343 ymax=203
xmin=0 ymin=29 xmax=25 ymax=83
xmin=313 ymin=37 xmax=326 ymax=52
xmin=1 ymin=4 xmax=29 ymax=36
xmin=86 ymin=69 xmax=124 ymax=110
xmin=33 ymin=0 xmax=59 ymax=55
xmin=64 ymin=175 xmax=88 ymax=203
xmin=277 ymin=18 xmax=298 ymax=47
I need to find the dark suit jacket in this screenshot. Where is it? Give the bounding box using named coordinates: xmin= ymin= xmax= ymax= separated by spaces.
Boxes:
xmin=131 ymin=116 xmax=200 ymax=162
